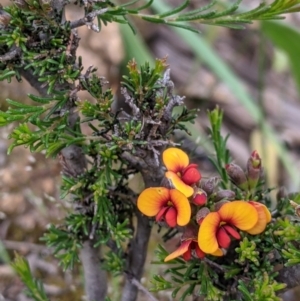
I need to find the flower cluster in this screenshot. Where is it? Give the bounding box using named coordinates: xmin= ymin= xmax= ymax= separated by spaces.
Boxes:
xmin=137 ymin=148 xmax=271 ymax=262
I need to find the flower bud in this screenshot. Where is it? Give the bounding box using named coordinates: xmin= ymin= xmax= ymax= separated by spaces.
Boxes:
xmin=246 ymin=150 xmax=262 ymax=189
xmin=214 ymin=190 xmax=236 ymax=202
xmin=196 ymin=207 xmax=210 ymax=224
xmin=226 ymin=163 xmax=248 ymax=190
xmin=192 ymin=189 xmax=207 ymax=206
xmin=214 ymin=200 xmax=230 ymax=211
xmin=181 ymin=164 xmax=201 ymax=185
xmin=201 ymin=177 xmax=219 ymax=195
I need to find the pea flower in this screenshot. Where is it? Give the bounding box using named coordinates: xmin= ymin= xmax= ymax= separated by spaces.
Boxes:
xmin=198 ymin=201 xmax=271 ymax=255
xmin=137 ymin=187 xmax=191 ymax=227
xmin=164 ymin=226 xmax=205 ymax=262
xmin=163 ymin=148 xmax=201 ymax=197
xmin=164 ymin=238 xmax=205 ymax=262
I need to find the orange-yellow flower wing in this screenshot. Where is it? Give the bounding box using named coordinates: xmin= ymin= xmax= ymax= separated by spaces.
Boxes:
xmin=198 ymin=212 xmax=221 ymax=254
xmin=164 ymin=240 xmax=192 ymax=262
xmin=163 ymin=148 xmax=189 ymax=173
xmin=211 ymin=248 xmax=224 ymax=256
xmin=137 ymin=187 xmax=170 ymax=216
xmin=247 ymin=202 xmax=271 ymax=235
xmin=165 ymin=171 xmax=194 ymax=197
xmin=261 ymin=203 xmax=272 ymax=223
xmin=218 ymin=201 xmax=258 ymax=231
xmin=170 ymin=189 xmax=191 ymax=226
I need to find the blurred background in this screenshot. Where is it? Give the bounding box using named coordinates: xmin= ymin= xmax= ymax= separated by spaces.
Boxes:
xmin=1 ymin=0 xmax=300 ymax=300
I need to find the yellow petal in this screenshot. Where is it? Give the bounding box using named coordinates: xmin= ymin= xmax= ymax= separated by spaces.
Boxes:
xmin=164 ymin=240 xmax=192 ymax=262
xmin=198 ymin=212 xmax=220 ymax=254
xmin=261 ymin=203 xmax=272 ymax=223
xmin=137 ymin=187 xmax=170 ymax=216
xmin=163 ymin=148 xmax=189 ymax=173
xmin=165 ymin=171 xmax=194 ymax=197
xmin=170 ymin=189 xmax=191 ymax=226
xmin=246 ymin=202 xmax=271 ymax=235
xmin=218 ymin=201 xmax=258 ymax=231
xmin=211 ymin=248 xmax=224 ymax=256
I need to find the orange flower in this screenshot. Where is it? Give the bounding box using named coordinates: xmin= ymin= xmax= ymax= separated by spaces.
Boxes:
xmin=164 ymin=238 xmax=205 ymax=262
xmin=137 ymin=187 xmax=191 ymax=227
xmin=163 ymin=148 xmax=201 ymax=197
xmin=198 ymin=201 xmax=271 ymax=255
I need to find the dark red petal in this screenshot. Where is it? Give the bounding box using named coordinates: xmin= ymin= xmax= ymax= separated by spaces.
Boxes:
xmin=193 ymin=192 xmax=207 ymax=206
xmin=182 ymin=249 xmax=192 ymax=261
xmin=194 ymin=244 xmax=205 ymax=259
xmin=183 ymin=164 xmax=198 ymax=172
xmin=156 ymin=206 xmax=169 ymax=222
xmin=182 ymin=165 xmax=201 ymax=185
xmin=217 ymin=227 xmax=231 ymax=249
xmin=165 ymin=207 xmax=177 ymax=227
xmin=223 ymin=225 xmax=241 ymax=240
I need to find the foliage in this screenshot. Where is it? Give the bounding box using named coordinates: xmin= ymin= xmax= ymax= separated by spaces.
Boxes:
xmin=12 ymin=254 xmax=50 ymax=301
xmin=1 ymin=1 xmax=300 ymax=301
xmin=207 ymin=108 xmax=231 ymax=189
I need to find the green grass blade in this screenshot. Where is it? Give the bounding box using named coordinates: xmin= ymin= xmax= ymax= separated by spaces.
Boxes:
xmin=261 ymin=21 xmax=300 ymax=95
xmin=119 ymin=22 xmax=154 ymax=67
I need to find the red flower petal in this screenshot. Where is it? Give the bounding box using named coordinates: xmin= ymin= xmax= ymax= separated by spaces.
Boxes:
xmin=182 ymin=249 xmax=192 ymax=261
xmin=165 ymin=207 xmax=177 ymax=228
xmin=156 ymin=206 xmax=168 ymax=222
xmin=217 ymin=227 xmax=231 ymax=249
xmin=223 ymin=225 xmax=241 ymax=240
xmin=193 ymin=190 xmax=207 ymax=206
xmin=194 ymin=244 xmax=205 ymax=259
xmin=181 ymin=165 xmax=201 ymax=185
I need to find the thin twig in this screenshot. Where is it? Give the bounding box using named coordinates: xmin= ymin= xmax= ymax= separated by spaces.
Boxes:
xmin=121 ymin=151 xmax=147 ymax=169
xmin=70 ymin=8 xmax=108 ymax=30
xmin=203 ymin=257 xmax=226 ymax=273
xmin=125 ymin=273 xmax=159 ymax=301
xmin=2 ymin=240 xmax=51 ymax=254
xmin=0 ymin=47 xmax=21 ymax=62
xmin=121 ymin=87 xmax=141 ymax=117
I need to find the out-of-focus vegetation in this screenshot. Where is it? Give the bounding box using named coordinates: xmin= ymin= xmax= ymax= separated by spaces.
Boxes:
xmin=1 ymin=0 xmax=300 ymax=300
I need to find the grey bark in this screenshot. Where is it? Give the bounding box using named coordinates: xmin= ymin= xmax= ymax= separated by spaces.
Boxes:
xmin=80 ymin=241 xmax=107 ymax=301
